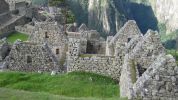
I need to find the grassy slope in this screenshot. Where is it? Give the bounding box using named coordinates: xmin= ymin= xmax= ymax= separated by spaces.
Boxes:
xmin=0 ymin=88 xmax=126 ymax=100
xmin=0 ymin=71 xmax=124 ymax=99
xmin=6 ymin=32 xmax=29 ymax=43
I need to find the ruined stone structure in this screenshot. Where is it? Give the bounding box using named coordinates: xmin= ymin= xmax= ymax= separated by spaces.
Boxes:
xmin=66 ymin=20 xmax=178 ymax=99
xmin=28 ymin=21 xmax=68 ymax=67
xmin=0 ymin=0 xmax=33 ymax=38
xmin=5 ymin=40 xmax=60 ymax=72
xmin=0 ymin=39 xmax=11 ymax=62
xmin=67 ymin=38 xmax=121 ymax=80
xmin=15 ymin=23 xmax=35 ymax=35
xmin=0 ymin=13 xmax=178 ymax=99
xmin=5 ymin=0 xmax=32 ymax=11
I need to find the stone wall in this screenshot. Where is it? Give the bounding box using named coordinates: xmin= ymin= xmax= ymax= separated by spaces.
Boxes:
xmin=106 ymin=20 xmax=142 ymax=57
xmin=128 ymin=30 xmax=166 ymax=69
xmin=0 ymin=15 xmax=28 ymax=38
xmin=120 ymin=54 xmax=137 ymax=99
xmin=68 ymin=55 xmax=121 ymax=80
xmin=0 ymin=0 xmax=9 ymax=14
xmin=0 ymin=40 xmax=11 ymax=61
xmin=29 ymin=21 xmax=68 ymax=64
xmin=5 ymin=41 xmax=60 ymax=72
xmin=15 ymin=24 xmax=35 ymax=35
xmin=133 ymin=54 xmax=178 ymax=100
xmin=119 ymin=28 xmax=173 ymax=99
xmin=5 ymin=0 xmax=32 ymax=11
xmin=0 ymin=13 xmax=12 ymax=26
xmin=67 ymin=38 xmax=121 ymax=80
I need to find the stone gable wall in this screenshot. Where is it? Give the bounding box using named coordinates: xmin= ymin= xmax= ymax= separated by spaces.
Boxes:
xmin=5 ymin=41 xmax=60 ymax=72
xmin=29 ymin=22 xmax=68 ymax=63
xmin=128 ymin=30 xmax=166 ymax=69
xmin=133 ymin=54 xmax=178 ymax=100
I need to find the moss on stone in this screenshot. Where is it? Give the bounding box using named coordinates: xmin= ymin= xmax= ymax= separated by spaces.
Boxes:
xmin=79 ymin=54 xmax=93 ymax=58
xmin=130 ymin=60 xmax=137 ymax=83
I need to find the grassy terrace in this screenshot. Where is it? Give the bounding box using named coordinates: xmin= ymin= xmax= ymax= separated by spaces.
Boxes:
xmin=0 ymin=71 xmax=126 ymax=100
xmin=6 ymin=32 xmax=29 ymax=43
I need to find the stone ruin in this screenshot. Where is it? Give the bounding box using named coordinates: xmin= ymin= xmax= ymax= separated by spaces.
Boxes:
xmin=0 ymin=5 xmax=178 ymax=99
xmin=0 ymin=0 xmax=33 ymax=38
xmin=5 ymin=0 xmax=32 ymax=11
xmin=64 ymin=20 xmax=178 ymax=99
xmin=5 ymin=40 xmax=60 ymax=72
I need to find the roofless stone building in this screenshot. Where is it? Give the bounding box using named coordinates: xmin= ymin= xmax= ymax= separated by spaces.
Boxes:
xmin=0 ymin=6 xmax=177 ymax=99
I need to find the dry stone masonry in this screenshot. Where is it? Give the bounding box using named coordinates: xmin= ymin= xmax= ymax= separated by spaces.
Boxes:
xmin=0 ymin=4 xmax=178 ymax=99
xmin=5 ymin=41 xmax=60 ymax=72
xmin=0 ymin=0 xmax=33 ymax=38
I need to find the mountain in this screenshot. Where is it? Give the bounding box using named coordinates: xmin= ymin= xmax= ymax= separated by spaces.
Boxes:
xmin=32 ymin=0 xmax=178 ymax=45
xmin=150 ymin=0 xmax=178 ymax=33
xmin=68 ymin=0 xmax=158 ymax=36
xmin=68 ymin=0 xmax=178 ymax=39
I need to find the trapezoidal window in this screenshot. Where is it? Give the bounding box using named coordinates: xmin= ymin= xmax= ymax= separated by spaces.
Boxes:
xmin=86 ymin=41 xmax=96 ymax=54
xmin=45 ymin=32 xmax=49 ymax=38
xmin=56 ymin=48 xmax=59 ymax=54
xmin=127 ymin=38 xmax=131 ymax=43
xmin=27 ymin=56 xmax=32 ymax=63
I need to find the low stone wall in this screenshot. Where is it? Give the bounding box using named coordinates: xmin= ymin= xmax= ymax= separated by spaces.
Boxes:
xmin=0 ymin=16 xmax=28 ymax=38
xmin=0 ymin=13 xmax=12 ymax=25
xmin=0 ymin=40 xmax=11 ymax=61
xmin=67 ymin=55 xmax=121 ymax=80
xmin=15 ymin=25 xmax=34 ymax=35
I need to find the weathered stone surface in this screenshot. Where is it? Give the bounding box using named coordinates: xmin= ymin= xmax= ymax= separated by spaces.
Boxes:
xmin=29 ymin=21 xmax=68 ymax=66
xmin=2 ymin=18 xmax=178 ymax=100
xmin=133 ymin=54 xmax=178 ymax=99
xmin=5 ymin=41 xmax=60 ymax=72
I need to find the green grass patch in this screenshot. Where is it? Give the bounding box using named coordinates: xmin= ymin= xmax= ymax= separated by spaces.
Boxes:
xmin=0 ymin=71 xmax=121 ymax=98
xmin=0 ymin=88 xmax=127 ymax=100
xmin=6 ymin=32 xmax=29 ymax=43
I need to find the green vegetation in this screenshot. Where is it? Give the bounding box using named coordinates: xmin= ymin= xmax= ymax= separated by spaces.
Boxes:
xmin=130 ymin=60 xmax=137 ymax=83
xmin=0 ymin=88 xmax=126 ymax=100
xmin=79 ymin=54 xmax=94 ymax=58
xmin=49 ymin=0 xmax=75 ymax=24
xmin=66 ymin=10 xmax=75 ymax=24
xmin=49 ymin=0 xmax=65 ymax=6
xmin=6 ymin=32 xmax=29 ymax=43
xmin=158 ymin=22 xmax=178 ymax=49
xmin=167 ymin=50 xmax=178 ymax=65
xmin=0 ymin=71 xmax=121 ymax=99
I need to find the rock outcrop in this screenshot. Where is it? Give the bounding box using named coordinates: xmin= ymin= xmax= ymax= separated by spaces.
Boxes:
xmin=68 ymin=0 xmax=178 ymax=37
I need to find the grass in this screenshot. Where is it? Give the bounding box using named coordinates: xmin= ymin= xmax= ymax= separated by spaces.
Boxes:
xmin=6 ymin=32 xmax=29 ymax=43
xmin=0 ymin=88 xmax=126 ymax=100
xmin=0 ymin=71 xmax=123 ymax=99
